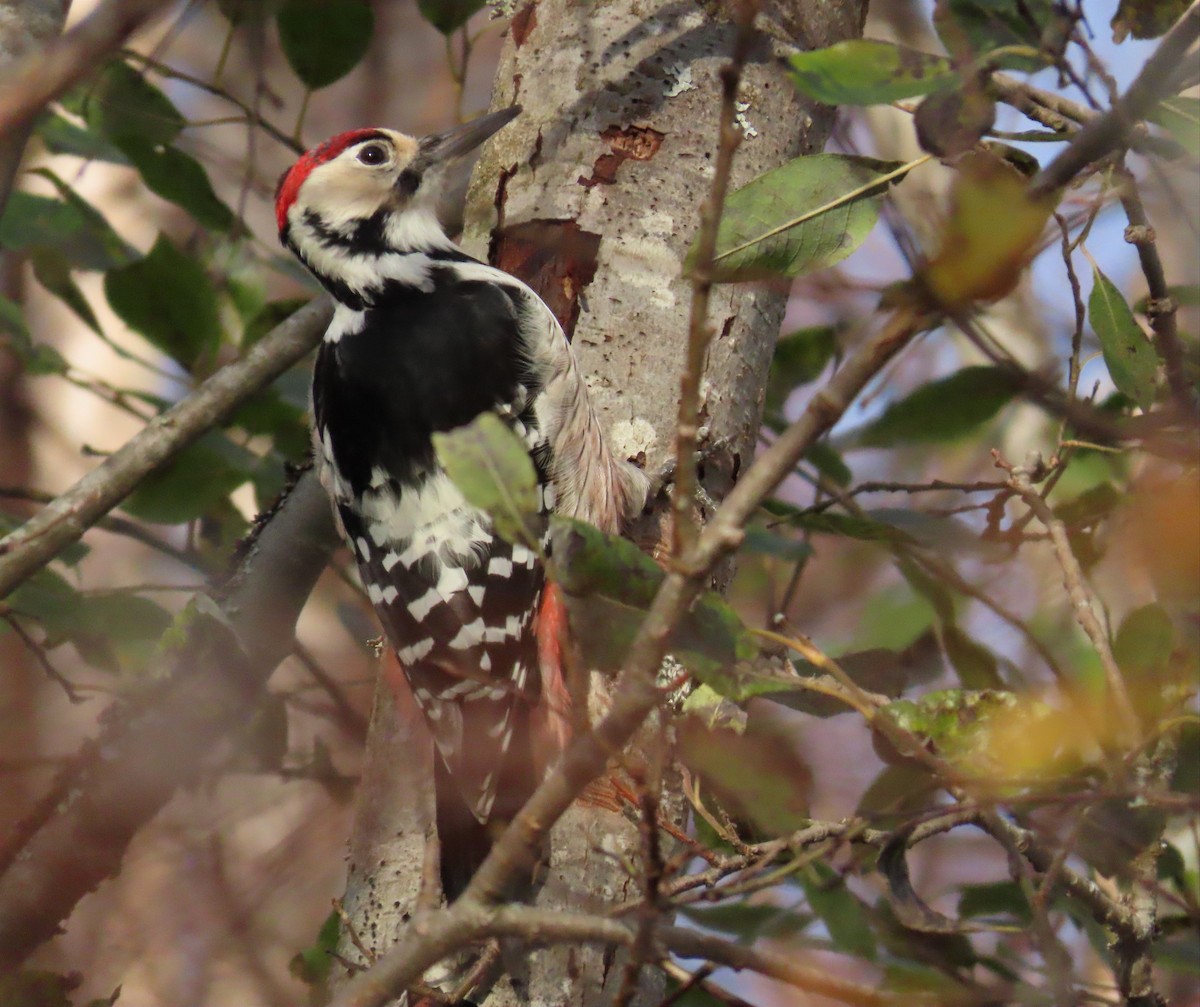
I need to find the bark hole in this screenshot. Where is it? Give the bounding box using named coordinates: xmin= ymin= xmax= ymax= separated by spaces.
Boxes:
xmin=578 ymin=124 xmax=665 ymax=188
xmin=493 ymin=220 xmax=601 ymax=340
xmin=510 ymin=3 xmax=537 ymax=47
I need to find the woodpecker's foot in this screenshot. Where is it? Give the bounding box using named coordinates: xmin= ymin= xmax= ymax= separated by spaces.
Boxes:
xmin=645 ymin=431 xmax=735 ymax=515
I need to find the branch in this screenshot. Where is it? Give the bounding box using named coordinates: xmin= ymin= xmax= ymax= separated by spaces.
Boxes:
xmin=0 ymin=0 xmax=173 ymax=136
xmin=672 ymin=0 xmax=754 ymax=554
xmin=0 ymin=468 xmax=339 ymax=970
xmin=1030 ymin=2 xmax=1200 ymax=199
xmin=1115 ymin=163 xmax=1193 ymax=410
xmin=0 ymin=297 xmax=333 ymax=599
xmin=335 ymin=903 xmax=921 ymax=1007
xmin=0 ymin=0 xmax=69 ymax=219
xmin=974 ymin=812 xmax=1147 ymax=944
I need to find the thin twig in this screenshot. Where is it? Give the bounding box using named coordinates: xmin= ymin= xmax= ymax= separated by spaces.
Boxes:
xmin=0 ymin=487 xmax=204 ymax=571
xmin=125 ymin=49 xmax=303 ymax=155
xmin=672 ymin=0 xmax=756 ymax=555
xmin=1115 ymin=162 xmax=1193 ymax=410
xmin=1030 ymin=3 xmax=1200 ymax=199
xmin=0 ymin=613 xmax=81 ymax=703
xmin=999 ymin=452 xmax=1140 ymax=744
xmin=333 ymin=903 xmax=923 ymax=1007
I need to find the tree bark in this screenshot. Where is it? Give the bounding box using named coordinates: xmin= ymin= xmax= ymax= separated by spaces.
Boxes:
xmin=336 ymin=1 xmax=863 ymax=1003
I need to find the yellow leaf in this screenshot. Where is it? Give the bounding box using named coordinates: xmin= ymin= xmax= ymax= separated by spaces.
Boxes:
xmin=922 ymin=151 xmax=1057 ymax=310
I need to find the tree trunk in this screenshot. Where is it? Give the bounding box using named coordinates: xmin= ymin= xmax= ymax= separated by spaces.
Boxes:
xmin=336 ymin=0 xmax=863 ymax=1002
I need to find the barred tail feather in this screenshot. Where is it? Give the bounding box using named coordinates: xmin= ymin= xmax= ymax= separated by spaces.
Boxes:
xmin=434 ymin=700 xmax=538 ymax=902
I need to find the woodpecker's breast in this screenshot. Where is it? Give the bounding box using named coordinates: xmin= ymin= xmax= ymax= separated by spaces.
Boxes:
xmin=310 ymin=265 xmax=555 ymax=821
xmin=313 ymin=271 xmax=534 ymax=495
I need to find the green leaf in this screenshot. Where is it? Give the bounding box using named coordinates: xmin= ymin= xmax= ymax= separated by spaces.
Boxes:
xmin=417 ymin=0 xmax=485 ymax=34
xmin=858 ymin=365 xmax=1022 ymax=447
xmin=104 ymin=234 xmax=222 ymax=370
xmin=857 ymin=585 xmax=937 ymax=651
xmin=72 ymin=593 xmax=173 ymax=674
xmin=1149 ymin=96 xmax=1200 ymax=158
xmin=857 ymin=762 xmax=939 ymax=821
xmin=1089 ymin=267 xmax=1158 ymax=409
xmin=0 ymin=189 xmax=135 ymax=270
xmin=433 ymin=413 xmax=540 ymax=550
xmin=805 ymin=441 xmax=852 ymax=486
xmin=881 ymin=688 xmax=1016 ymax=762
xmin=742 ymin=525 xmax=813 ymax=562
xmin=549 ymin=517 xmax=759 ymax=688
xmin=788 ymin=40 xmax=955 ymax=105
xmin=766 ymin=326 xmax=837 ymax=415
xmin=677 ymin=717 xmax=811 ymax=838
xmin=0 ymin=294 xmax=29 ymax=339
xmin=122 ymin=432 xmax=256 ymax=524
xmin=680 ymin=902 xmax=809 ymax=944
xmin=1111 ymin=0 xmax=1189 ymax=42
xmin=120 ymin=140 xmax=236 ymax=232
xmin=289 ymin=909 xmax=340 ymax=986
xmin=1135 ymin=282 xmax=1200 ymax=313
xmin=914 ymin=87 xmax=996 ymax=159
xmin=942 ymin=624 xmax=1004 ymax=688
xmin=1171 ymin=722 xmax=1200 ymax=796
xmin=218 ymin=0 xmax=283 ymax=22
xmin=801 ymin=861 xmax=877 ymax=958
xmin=550 ymin=517 xmax=661 ymax=606
xmin=681 ymin=683 xmax=748 ymax=733
xmin=1053 ymin=481 xmax=1121 ymax=528
xmin=764 ymin=501 xmax=917 ymax=545
xmin=83 ymin=60 xmax=185 ymax=146
xmin=35 ymin=112 xmax=130 ymax=164
xmin=0 ymin=970 xmax=77 ymax=1007
xmin=232 ymin=382 xmax=310 ymax=459
xmin=922 ymin=151 xmax=1056 ymax=309
xmin=934 ymin=0 xmax=1060 ymax=71
xmin=277 ymin=0 xmax=374 ymax=90
xmin=704 ymin=155 xmax=909 ymax=281
xmin=29 ymin=247 xmax=101 ymax=333
xmin=783 ymin=634 xmax=942 ymax=717
xmin=958 ymin=880 xmax=1031 ymax=924
xmin=1113 ymin=603 xmax=1174 ymax=678
xmin=879 ymin=835 xmax=984 ymax=934
xmin=241 ymin=297 xmax=309 ymax=349
xmin=21 ymin=343 xmax=69 ymax=375
xmin=6 ymin=568 xmax=86 ymax=646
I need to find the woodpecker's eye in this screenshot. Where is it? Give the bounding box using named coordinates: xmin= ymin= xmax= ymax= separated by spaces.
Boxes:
xmin=357 ymin=143 xmax=389 ymax=166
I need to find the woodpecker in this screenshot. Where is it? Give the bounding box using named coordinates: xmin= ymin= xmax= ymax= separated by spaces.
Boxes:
xmin=276 ymin=107 xmax=649 ymax=899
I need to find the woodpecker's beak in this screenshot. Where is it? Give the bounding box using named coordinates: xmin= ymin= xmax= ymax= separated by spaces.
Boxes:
xmin=415 ymin=106 xmax=521 ymax=170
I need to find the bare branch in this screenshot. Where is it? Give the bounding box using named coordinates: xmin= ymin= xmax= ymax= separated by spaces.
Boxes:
xmin=334 ymin=903 xmax=924 ymax=1007
xmin=1115 ymin=163 xmax=1193 ymax=410
xmin=1030 ymin=2 xmax=1200 ymax=199
xmin=672 ymin=0 xmax=755 ymax=554
xmin=0 ymin=0 xmax=173 ymax=136
xmin=0 ymin=468 xmax=339 ymax=970
xmin=0 ymin=0 xmax=69 ymax=218
xmin=0 ymin=297 xmax=333 ymax=599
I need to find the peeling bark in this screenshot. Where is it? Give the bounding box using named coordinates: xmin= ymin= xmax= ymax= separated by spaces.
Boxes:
xmin=336 ymin=1 xmax=862 ymax=1003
